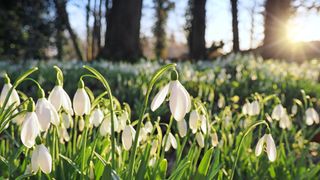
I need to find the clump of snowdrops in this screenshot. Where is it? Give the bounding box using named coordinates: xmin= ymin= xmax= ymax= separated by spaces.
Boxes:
xmin=0 ymin=62 xmax=318 ymax=179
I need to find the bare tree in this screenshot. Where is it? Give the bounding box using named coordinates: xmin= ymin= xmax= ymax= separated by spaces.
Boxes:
xmin=187 ymin=0 xmax=206 ymax=60
xmin=99 ymin=0 xmax=143 ymax=61
xmin=230 ymin=0 xmax=240 ymax=52
xmin=54 ymin=0 xmax=84 ymax=61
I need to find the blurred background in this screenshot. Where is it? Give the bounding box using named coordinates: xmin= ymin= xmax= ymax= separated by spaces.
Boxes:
xmin=0 ymin=0 xmax=320 ymax=62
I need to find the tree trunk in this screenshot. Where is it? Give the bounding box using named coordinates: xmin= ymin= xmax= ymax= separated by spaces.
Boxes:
xmin=54 ymin=0 xmax=83 ymax=61
xmin=188 ymin=0 xmax=206 ymax=60
xmin=262 ymin=0 xmax=291 ymax=59
xmin=100 ymin=0 xmax=143 ymax=61
xmin=153 ymin=0 xmax=174 ymax=59
xmin=230 ymin=0 xmax=240 ymax=52
xmin=92 ymin=0 xmax=102 ymax=59
xmin=86 ymin=0 xmax=91 ymax=61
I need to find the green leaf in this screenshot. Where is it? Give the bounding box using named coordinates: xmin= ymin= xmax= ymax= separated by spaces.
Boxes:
xmin=169 ymin=159 xmax=191 ymax=180
xmin=195 ymin=147 xmax=214 ymax=178
xmin=102 ymin=163 xmax=120 ymax=180
xmin=156 ymin=159 xmax=167 ymax=180
xmin=207 ymin=148 xmax=221 ymax=179
xmin=59 ymin=154 xmax=81 ymax=174
xmin=16 ymin=173 xmax=35 ymax=180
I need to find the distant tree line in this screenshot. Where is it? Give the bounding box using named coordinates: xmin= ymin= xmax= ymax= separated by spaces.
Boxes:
xmin=0 ymin=0 xmax=319 ymax=61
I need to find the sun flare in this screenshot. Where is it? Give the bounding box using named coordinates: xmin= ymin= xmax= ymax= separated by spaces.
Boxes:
xmin=286 ymin=16 xmax=320 ymax=43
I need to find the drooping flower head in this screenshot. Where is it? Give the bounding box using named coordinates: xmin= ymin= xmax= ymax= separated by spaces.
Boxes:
xmin=305 ymin=108 xmax=319 ymax=126
xmin=0 ymin=74 xmax=20 ymax=108
xmin=31 ymin=144 xmax=52 ymax=174
xmin=48 ymin=66 xmax=73 ymax=115
xmin=21 ymin=98 xmax=40 ymax=148
xmin=255 ymin=134 xmax=277 ymax=162
xmin=151 ymin=70 xmax=191 ymax=121
xmin=73 ymin=79 xmax=91 ymax=116
xmin=35 ymin=88 xmax=59 ymax=131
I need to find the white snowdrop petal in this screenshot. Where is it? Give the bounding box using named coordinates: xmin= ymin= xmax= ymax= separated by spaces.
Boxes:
xmin=37 ymin=145 xmax=52 ymax=174
xmin=145 ymin=121 xmax=153 ymax=133
xmin=177 ymin=119 xmax=187 ymax=137
xmin=169 ymin=81 xmax=188 ymax=121
xmin=196 ymin=133 xmax=204 ymax=148
xmin=21 ymin=112 xmax=39 ymax=148
xmin=311 ymin=108 xmax=319 ymax=124
xmin=306 ymin=108 xmax=314 ymax=126
xmin=211 ymin=132 xmax=219 ymax=147
xmin=61 ymin=88 xmax=73 ymax=115
xmin=272 ymin=104 xmax=283 ymax=121
xmin=255 ymin=135 xmax=266 ymax=156
xmin=189 ymin=110 xmax=199 ymax=133
xmin=31 ymin=147 xmax=40 ymax=172
xmin=251 ymin=101 xmax=260 ymax=116
xmin=73 ymin=89 xmax=90 ymax=116
xmin=122 ymin=125 xmax=133 ymax=150
xmin=242 ymin=102 xmax=249 ymax=115
xmin=48 ymin=86 xmax=63 ymax=111
xmin=180 ymin=84 xmax=191 ymax=113
xmin=169 ymin=133 xmax=177 ymax=149
xmin=266 ymin=134 xmax=277 ymax=162
xmin=151 ymin=83 xmax=170 ymax=111
xmin=200 ymin=115 xmax=207 ymax=135
xmin=36 ymin=104 xmax=51 ymax=131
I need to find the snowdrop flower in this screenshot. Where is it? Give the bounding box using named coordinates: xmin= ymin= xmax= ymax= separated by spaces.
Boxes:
xmin=242 ymin=101 xmax=260 ymax=116
xmin=279 ymin=110 xmax=292 ymax=129
xmin=144 ymin=121 xmax=153 ymax=133
xmin=242 ymin=102 xmax=250 ymax=115
xmin=271 ymin=104 xmax=285 ymax=121
xmin=291 ymin=104 xmax=298 ymax=115
xmin=189 ymin=110 xmax=200 ymax=133
xmin=151 ymin=72 xmax=191 ymax=121
xmin=35 ymin=95 xmax=59 ymax=131
xmin=21 ymin=100 xmax=40 ymax=148
xmin=255 ymin=134 xmax=277 ymax=162
xmin=305 ymin=108 xmax=319 ymax=126
xmin=164 ymin=133 xmax=177 ymax=152
xmin=58 ymin=125 xmax=70 ymax=142
xmin=211 ymin=132 xmax=219 ymax=147
xmin=0 ymin=75 xmax=20 ymax=108
xmin=249 ymin=100 xmax=260 ymax=116
xmin=31 ymin=144 xmax=52 ymax=174
xmin=62 ymin=112 xmax=73 ymax=129
xmin=48 ymin=85 xmax=73 ymax=115
xmin=122 ymin=125 xmax=135 ymax=150
xmin=89 ymin=108 xmax=104 ymax=127
xmin=118 ymin=112 xmax=128 ymax=131
xmin=99 ymin=114 xmax=119 ymax=136
xmin=200 ymin=115 xmax=207 ymax=134
xmin=177 ymin=119 xmax=187 ymax=137
xmin=138 ymin=127 xmax=148 ymax=142
xmin=196 ymin=132 xmax=205 ymax=148
xmin=189 ymin=110 xmax=207 ymax=135
xmin=73 ymin=80 xmax=91 ymax=116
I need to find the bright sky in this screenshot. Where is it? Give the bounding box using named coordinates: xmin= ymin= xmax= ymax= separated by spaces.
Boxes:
xmin=67 ymin=0 xmax=320 ymax=53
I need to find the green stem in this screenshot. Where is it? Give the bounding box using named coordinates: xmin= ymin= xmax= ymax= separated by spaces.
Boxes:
xmin=127 ymin=63 xmax=176 ymax=179
xmin=83 ymin=66 xmax=116 ymax=168
xmin=230 ymin=120 xmax=270 ymax=180
xmin=81 ymin=117 xmax=89 ymax=180
xmin=160 ymin=116 xmax=174 ymax=159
